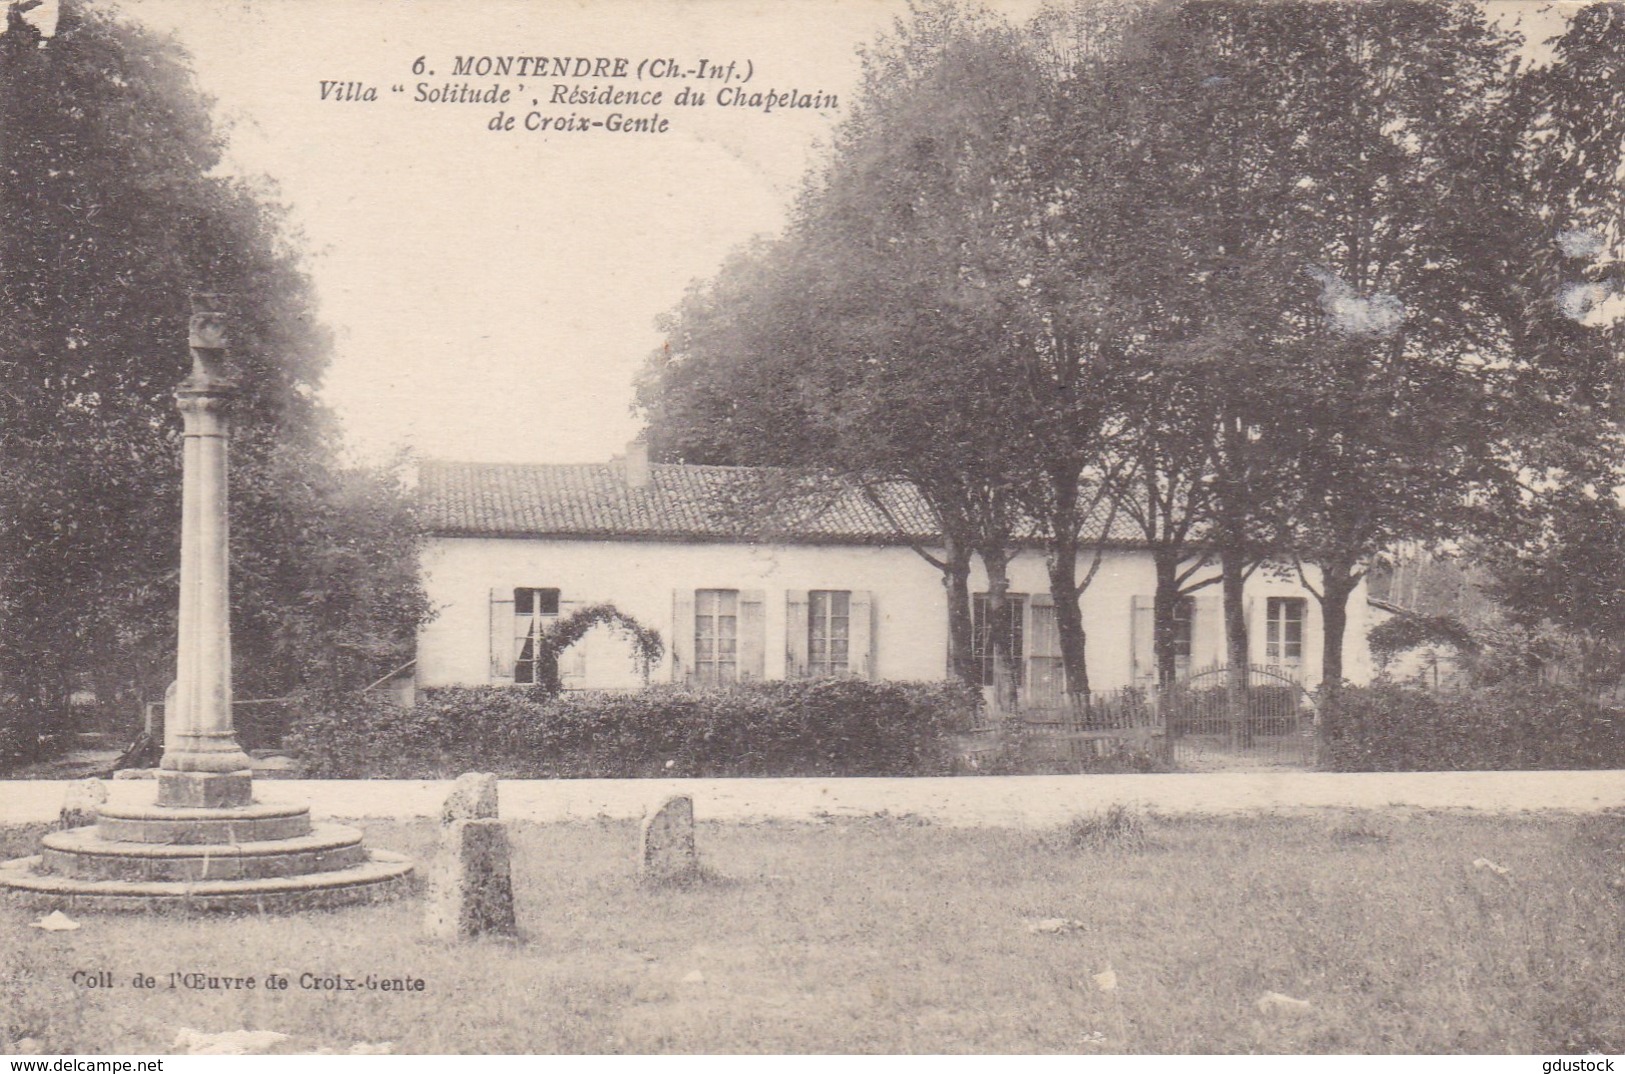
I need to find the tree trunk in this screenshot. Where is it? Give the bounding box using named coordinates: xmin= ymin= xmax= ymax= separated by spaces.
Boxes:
xmin=1152 ymin=551 xmax=1181 ymax=688
xmin=980 ymin=545 xmax=1018 ymax=713
xmin=942 ymin=536 xmax=976 ymax=685
xmin=1046 ymin=530 xmax=1090 ymax=698
xmin=1221 ymin=545 xmax=1250 ymax=748
xmin=1316 ymin=553 xmax=1360 ymax=763
xmin=1319 ymin=563 xmax=1357 ymax=694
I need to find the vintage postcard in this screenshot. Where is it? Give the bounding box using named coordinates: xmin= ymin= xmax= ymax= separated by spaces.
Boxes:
xmin=2 ymin=0 xmax=1622 ymax=1061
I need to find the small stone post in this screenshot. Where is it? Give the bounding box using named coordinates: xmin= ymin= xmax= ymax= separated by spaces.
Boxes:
xmin=640 ymin=794 xmax=699 ymax=884
xmin=440 ymin=772 xmax=499 ymax=823
xmin=58 ymin=779 xmax=107 ymax=830
xmin=159 ymin=295 xmax=253 ymax=809
xmin=424 ymin=774 xmax=515 ymax=941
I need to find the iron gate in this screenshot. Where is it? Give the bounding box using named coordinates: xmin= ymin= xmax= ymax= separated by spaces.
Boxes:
xmin=1158 ymin=664 xmax=1317 ymax=768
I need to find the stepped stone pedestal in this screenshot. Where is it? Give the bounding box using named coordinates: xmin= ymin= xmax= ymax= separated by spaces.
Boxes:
xmin=0 ymin=299 xmax=410 ymax=913
xmin=0 ymin=791 xmax=412 ymax=912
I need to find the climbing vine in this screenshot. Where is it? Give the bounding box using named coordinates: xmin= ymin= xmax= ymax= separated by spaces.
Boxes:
xmin=530 ymin=603 xmax=664 ymax=695
xmin=1367 ymin=613 xmax=1480 ymax=667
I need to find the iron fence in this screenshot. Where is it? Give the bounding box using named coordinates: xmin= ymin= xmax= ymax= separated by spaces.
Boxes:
xmin=959 ymin=664 xmax=1318 ymax=772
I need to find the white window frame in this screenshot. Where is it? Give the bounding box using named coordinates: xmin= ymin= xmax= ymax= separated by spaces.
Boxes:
xmin=694 ymin=589 xmax=740 ymax=686
xmin=1265 ymin=596 xmax=1306 ymax=668
xmin=512 ymin=587 xmax=561 ymax=684
xmin=971 ymin=592 xmax=1027 ymax=689
xmin=808 ymin=590 xmax=851 ymax=677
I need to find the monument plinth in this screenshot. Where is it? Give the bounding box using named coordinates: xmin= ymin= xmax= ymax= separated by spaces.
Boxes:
xmin=1 ymin=299 xmax=412 ymax=912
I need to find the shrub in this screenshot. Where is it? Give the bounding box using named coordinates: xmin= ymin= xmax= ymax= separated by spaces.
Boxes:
xmin=286 ymin=679 xmax=983 ymax=779
xmin=1056 ymin=804 xmax=1152 ymax=851
xmin=1324 ymin=681 xmax=1625 ymax=771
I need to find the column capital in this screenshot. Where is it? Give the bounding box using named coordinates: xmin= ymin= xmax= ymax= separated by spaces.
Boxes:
xmin=184 ymin=295 xmax=236 ymax=395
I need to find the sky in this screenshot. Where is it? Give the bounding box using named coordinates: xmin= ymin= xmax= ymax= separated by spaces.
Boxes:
xmin=99 ymin=0 xmax=959 ymax=465
xmin=98 ymin=0 xmax=1578 ymax=467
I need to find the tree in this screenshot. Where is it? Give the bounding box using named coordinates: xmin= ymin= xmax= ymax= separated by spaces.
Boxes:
xmin=0 ymin=0 xmax=430 ymax=752
xmin=644 ymin=2 xmax=1051 ymax=704
xmin=1111 ymin=3 xmax=1566 ymax=720
xmin=1484 ymin=483 xmax=1625 ymax=683
xmin=644 ymin=1 xmax=1179 ymax=704
xmin=993 ymin=0 xmax=1166 ymax=698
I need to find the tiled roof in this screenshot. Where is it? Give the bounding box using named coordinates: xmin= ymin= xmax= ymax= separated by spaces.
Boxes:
xmin=418 ymin=459 xmax=1143 ymax=545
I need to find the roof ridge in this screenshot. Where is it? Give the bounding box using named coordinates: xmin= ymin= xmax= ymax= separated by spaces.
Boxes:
xmin=417 ymin=457 xmax=1145 ymax=544
xmin=420 ymin=457 xmax=850 ymax=479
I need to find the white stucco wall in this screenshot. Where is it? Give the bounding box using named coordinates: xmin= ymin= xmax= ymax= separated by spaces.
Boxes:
xmin=417 ymin=538 xmax=950 ymax=689
xmin=966 ymin=552 xmax=1375 ymax=691
xmin=416 ymin=536 xmax=1374 ymax=693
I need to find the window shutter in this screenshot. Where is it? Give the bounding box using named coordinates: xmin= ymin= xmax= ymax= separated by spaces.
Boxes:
xmin=785 ymin=590 xmax=810 ymax=679
xmin=1028 ymin=592 xmax=1055 ymax=650
xmin=489 ymin=588 xmax=515 ymax=682
xmin=1243 ymin=596 xmax=1257 ymax=668
xmin=671 ymin=589 xmax=695 ymax=684
xmin=1027 ymin=592 xmax=1059 ymax=702
xmin=849 ymin=589 xmax=874 ymax=680
xmin=1300 ymin=597 xmax=1315 ymax=676
xmin=738 ymin=589 xmax=766 ymax=681
xmin=558 ymin=599 xmax=586 ymax=682
xmin=1193 ymin=592 xmax=1223 ymax=671
xmin=1129 ymin=594 xmax=1154 ymax=686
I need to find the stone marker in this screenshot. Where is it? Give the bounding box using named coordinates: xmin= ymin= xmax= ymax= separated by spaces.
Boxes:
xmin=423 ymin=819 xmax=516 ymax=941
xmin=59 ymin=779 xmax=106 ymax=830
xmin=440 ymin=772 xmax=499 ymax=823
xmin=640 ymin=795 xmax=699 ymax=884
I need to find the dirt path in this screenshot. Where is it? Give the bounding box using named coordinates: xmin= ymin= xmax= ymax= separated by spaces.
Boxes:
xmin=5 ymin=770 xmax=1624 ymax=827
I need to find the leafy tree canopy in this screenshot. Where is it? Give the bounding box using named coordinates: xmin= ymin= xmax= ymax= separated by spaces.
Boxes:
xmin=0 ymin=0 xmax=431 ymax=746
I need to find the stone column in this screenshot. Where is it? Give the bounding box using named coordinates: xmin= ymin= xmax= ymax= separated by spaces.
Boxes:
xmin=158 ymin=296 xmax=253 ymax=808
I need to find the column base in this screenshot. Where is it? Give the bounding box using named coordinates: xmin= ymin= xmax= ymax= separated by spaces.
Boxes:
xmin=156 ymin=769 xmax=253 ymax=808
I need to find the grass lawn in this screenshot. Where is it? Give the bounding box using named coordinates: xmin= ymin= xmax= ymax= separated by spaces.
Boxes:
xmin=3 ymin=809 xmax=1623 ymax=1054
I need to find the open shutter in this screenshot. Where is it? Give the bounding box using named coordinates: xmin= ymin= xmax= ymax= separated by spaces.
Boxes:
xmin=1193 ymin=592 xmax=1224 ymax=671
xmin=849 ymin=590 xmax=874 ymax=680
xmin=671 ymin=590 xmax=695 ymax=684
xmin=1302 ymin=597 xmax=1317 ymax=684
xmin=785 ymin=590 xmax=809 ymax=679
xmin=738 ymin=589 xmax=766 ymax=681
xmin=1243 ymin=596 xmax=1257 ymax=668
xmin=489 ymin=588 xmax=515 ymax=682
xmin=1027 ymin=592 xmax=1061 ymax=703
xmin=1129 ymin=594 xmax=1154 ymax=687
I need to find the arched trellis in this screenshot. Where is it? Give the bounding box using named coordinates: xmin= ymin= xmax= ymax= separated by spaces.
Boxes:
xmin=530 ymin=603 xmax=664 ymax=695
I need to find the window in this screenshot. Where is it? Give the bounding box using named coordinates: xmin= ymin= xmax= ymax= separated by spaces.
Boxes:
xmin=1173 ymin=596 xmax=1195 ymax=678
xmin=808 ymin=590 xmax=850 ymax=677
xmin=1266 ymin=597 xmax=1306 ymax=667
xmin=786 ymin=589 xmax=870 ymax=681
xmin=972 ymin=592 xmax=1026 ymax=688
xmin=694 ymin=589 xmax=739 ymax=686
xmin=512 ymin=587 xmax=560 ymax=684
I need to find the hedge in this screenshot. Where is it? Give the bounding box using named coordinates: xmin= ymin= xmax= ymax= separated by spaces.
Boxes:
xmin=286 ymin=679 xmax=983 ymax=779
xmin=1323 ymin=681 xmax=1625 ymax=771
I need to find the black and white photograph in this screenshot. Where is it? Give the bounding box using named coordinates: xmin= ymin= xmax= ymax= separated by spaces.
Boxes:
xmin=1 ymin=0 xmax=1622 ymax=1058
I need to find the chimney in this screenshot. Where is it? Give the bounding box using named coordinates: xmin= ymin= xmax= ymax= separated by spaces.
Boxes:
xmin=625 ymin=437 xmax=650 ymax=489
